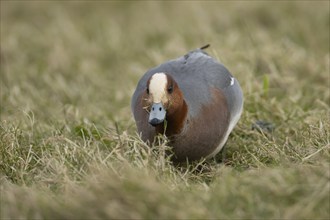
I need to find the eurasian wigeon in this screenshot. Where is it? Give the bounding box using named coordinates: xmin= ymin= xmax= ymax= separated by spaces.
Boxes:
xmin=131 ymin=45 xmax=243 ymax=162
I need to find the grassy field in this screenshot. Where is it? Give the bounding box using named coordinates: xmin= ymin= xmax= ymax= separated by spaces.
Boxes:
xmin=1 ymin=1 xmax=329 ymax=219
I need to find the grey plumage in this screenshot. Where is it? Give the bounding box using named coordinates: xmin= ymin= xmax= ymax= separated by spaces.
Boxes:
xmin=131 ymin=49 xmax=243 ymax=120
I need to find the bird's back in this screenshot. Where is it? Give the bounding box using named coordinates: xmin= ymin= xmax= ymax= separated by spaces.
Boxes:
xmin=132 ymin=49 xmax=241 ymax=118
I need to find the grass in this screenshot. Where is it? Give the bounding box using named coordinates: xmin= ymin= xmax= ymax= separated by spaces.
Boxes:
xmin=1 ymin=1 xmax=329 ymax=219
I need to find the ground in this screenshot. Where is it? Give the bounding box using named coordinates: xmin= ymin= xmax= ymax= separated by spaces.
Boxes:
xmin=0 ymin=1 xmax=329 ymax=219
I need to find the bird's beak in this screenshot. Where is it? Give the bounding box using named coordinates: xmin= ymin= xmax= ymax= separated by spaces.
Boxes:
xmin=148 ymin=102 xmax=166 ymax=126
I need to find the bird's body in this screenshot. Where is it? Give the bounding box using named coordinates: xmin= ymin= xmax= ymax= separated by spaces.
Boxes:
xmin=131 ymin=47 xmax=243 ymax=162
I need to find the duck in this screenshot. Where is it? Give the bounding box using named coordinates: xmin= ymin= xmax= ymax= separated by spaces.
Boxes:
xmin=131 ymin=45 xmax=243 ymax=162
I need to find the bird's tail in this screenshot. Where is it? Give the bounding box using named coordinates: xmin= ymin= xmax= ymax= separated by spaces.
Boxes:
xmin=200 ymin=44 xmax=210 ymax=50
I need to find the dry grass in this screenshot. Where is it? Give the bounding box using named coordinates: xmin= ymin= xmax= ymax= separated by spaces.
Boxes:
xmin=1 ymin=1 xmax=329 ymax=219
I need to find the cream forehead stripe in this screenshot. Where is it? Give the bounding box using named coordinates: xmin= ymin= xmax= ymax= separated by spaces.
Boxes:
xmin=149 ymin=73 xmax=168 ymax=103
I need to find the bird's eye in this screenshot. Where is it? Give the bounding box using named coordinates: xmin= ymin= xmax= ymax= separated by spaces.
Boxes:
xmin=167 ymin=85 xmax=173 ymax=94
xmin=146 ymin=88 xmax=149 ymax=94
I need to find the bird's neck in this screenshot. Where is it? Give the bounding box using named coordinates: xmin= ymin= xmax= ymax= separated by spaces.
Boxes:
xmin=155 ymin=100 xmax=188 ymax=137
